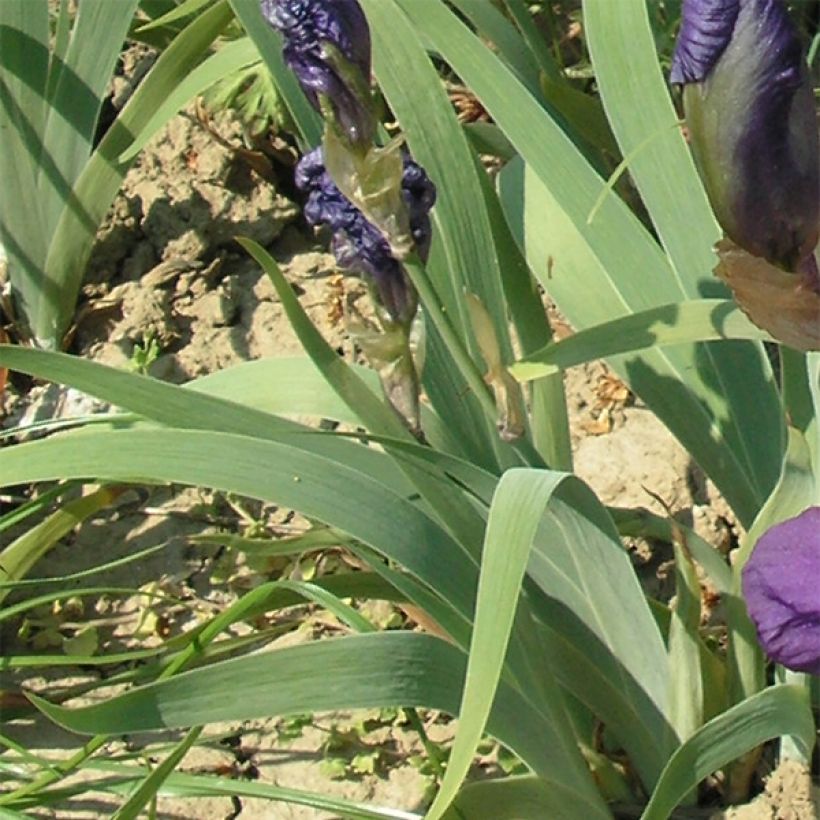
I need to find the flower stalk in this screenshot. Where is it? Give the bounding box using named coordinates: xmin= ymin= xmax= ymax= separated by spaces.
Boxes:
xmin=262 ymin=0 xmax=437 ymax=429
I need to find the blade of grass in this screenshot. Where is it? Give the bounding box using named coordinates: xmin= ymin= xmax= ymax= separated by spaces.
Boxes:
xmin=500 ymin=0 xmax=560 ymax=81
xmin=0 ymin=482 xmax=75 ymax=535
xmin=113 ymin=726 xmax=203 ymax=820
xmin=189 ymin=528 xmax=347 ymax=557
xmin=238 ymin=240 xmax=415 ymax=440
xmin=0 ymin=541 xmax=173 ymax=591
xmin=0 ymin=585 xmax=186 ymax=630
xmin=478 ymin=158 xmax=571 ymax=469
xmin=447 ymin=0 xmax=540 ymax=93
xmin=118 ymin=36 xmax=261 ymax=163
xmin=0 ymin=486 xmax=122 ymax=604
xmin=92 ymin=761 xmax=422 ymax=820
xmin=134 ymin=0 xmax=213 ymax=32
xmin=667 ymin=539 xmax=704 ymax=748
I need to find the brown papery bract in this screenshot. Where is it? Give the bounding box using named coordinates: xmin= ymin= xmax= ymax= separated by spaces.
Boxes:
xmin=714 ymin=239 xmax=820 ymax=351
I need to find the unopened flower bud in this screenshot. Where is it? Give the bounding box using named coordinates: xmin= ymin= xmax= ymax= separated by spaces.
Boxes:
xmin=671 ymin=0 xmax=819 ymax=272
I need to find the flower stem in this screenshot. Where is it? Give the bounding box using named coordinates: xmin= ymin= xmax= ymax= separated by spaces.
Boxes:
xmin=402 ymin=253 xmax=545 ymax=466
xmin=402 ymin=254 xmax=497 ymax=420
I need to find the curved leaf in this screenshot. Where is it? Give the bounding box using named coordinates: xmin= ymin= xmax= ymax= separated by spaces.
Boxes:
xmin=524 ymin=479 xmax=674 ymax=788
xmin=511 ymin=300 xmax=770 ymax=382
xmin=427 ymin=469 xmax=609 ymax=819
xmin=29 ymin=631 xmax=600 ymax=811
xmin=642 ymin=686 xmax=814 ymax=820
xmin=0 ymin=428 xmax=477 ymax=633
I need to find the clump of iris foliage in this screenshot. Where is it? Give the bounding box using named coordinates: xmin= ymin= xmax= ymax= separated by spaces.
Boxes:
xmin=1 ymin=0 xmax=819 ymax=818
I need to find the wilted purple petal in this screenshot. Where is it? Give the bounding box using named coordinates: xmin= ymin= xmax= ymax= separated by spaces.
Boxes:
xmin=261 ymin=0 xmax=374 ymax=145
xmin=672 ymin=0 xmax=819 ymax=271
xmin=295 ymin=147 xmax=435 ymax=324
xmin=742 ymin=507 xmax=820 ymax=674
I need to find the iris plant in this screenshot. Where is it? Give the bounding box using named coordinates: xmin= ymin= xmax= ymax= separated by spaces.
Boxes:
xmin=742 ymin=508 xmax=820 ymax=675
xmin=262 ymin=0 xmax=437 ymax=427
xmin=671 ymin=0 xmax=819 ymax=282
xmin=262 ymin=0 xmax=414 ymax=258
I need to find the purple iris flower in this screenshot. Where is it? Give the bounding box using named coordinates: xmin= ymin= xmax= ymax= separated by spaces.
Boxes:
xmin=742 ymin=507 xmax=820 ymax=675
xmin=296 ymin=146 xmax=436 ymax=324
xmin=671 ymin=0 xmax=819 ymax=272
xmin=261 ymin=0 xmax=374 ymax=146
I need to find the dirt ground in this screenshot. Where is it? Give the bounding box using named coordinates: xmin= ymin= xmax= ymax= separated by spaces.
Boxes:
xmin=2 ymin=92 xmax=817 ymax=819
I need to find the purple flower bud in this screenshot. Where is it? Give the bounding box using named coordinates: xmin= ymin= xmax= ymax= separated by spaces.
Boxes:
xmin=295 ymin=147 xmax=436 ymax=325
xmin=261 ymin=0 xmax=374 ymax=146
xmin=742 ymin=507 xmax=820 ymax=674
xmin=671 ymin=0 xmax=819 ymax=271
